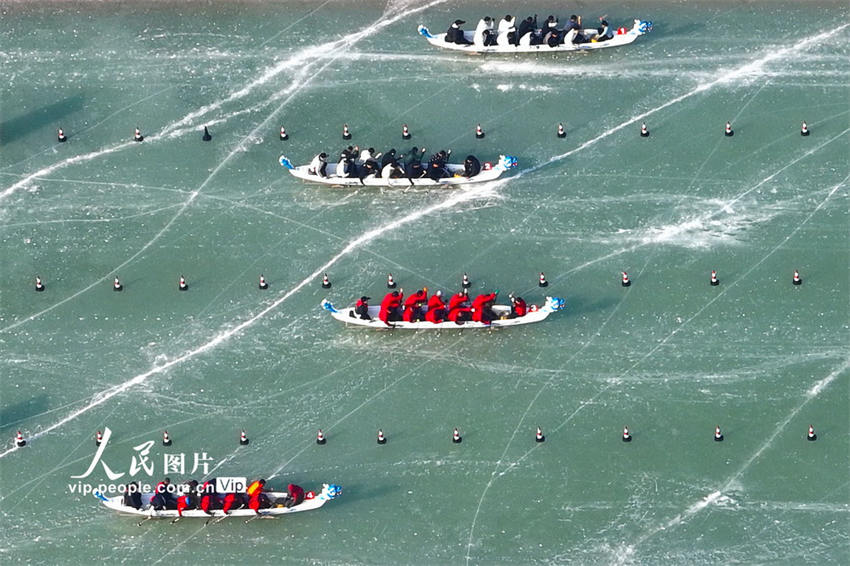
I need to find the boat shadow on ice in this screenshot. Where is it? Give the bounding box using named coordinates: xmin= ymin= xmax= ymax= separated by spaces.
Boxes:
xmin=0 ymin=394 xmax=50 ymax=430
xmin=0 ymin=94 xmax=85 ymax=145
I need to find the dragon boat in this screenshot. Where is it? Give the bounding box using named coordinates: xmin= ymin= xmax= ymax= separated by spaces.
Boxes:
xmin=280 ymin=154 xmax=517 ymax=187
xmin=418 ymin=19 xmax=652 ymax=53
xmin=321 ymin=297 xmax=565 ymax=329
xmin=94 ymin=483 xmax=342 ymax=520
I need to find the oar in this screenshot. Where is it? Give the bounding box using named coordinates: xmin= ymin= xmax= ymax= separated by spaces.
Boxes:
xmin=170 ymin=516 xmax=181 ymax=525
xmin=244 ymin=511 xmax=269 ymax=524
xmin=210 ymin=503 xmax=244 ymax=525
xmin=136 ymin=513 xmax=155 ymax=527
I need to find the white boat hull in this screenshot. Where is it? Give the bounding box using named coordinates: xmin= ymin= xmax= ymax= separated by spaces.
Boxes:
xmin=321 ymin=297 xmax=565 ymax=329
xmin=418 ymin=19 xmax=652 ymax=54
xmin=281 ymin=155 xmax=517 ymax=187
xmin=95 ymin=484 xmax=341 ymax=519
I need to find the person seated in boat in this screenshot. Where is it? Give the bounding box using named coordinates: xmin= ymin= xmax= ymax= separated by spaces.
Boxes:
xmin=308 ymin=152 xmax=328 ymax=178
xmin=380 ymin=149 xmax=398 ymax=170
xmin=283 ymin=483 xmax=305 ymax=508
xmin=354 ymin=296 xmax=372 ymax=320
xmin=592 ymin=18 xmax=613 ymax=42
xmin=516 ymin=15 xmax=538 ymax=44
xmin=335 ymin=150 xmax=353 ymax=178
xmin=463 ymin=155 xmax=481 ymax=177
xmin=176 ymin=480 xmax=199 ymax=517
xmin=473 ymin=17 xmax=497 ymax=47
xmin=380 ymin=149 xmax=405 ymax=179
xmin=425 ymin=290 xmax=447 ymax=323
xmin=564 ymin=15 xmax=586 ymax=44
xmin=446 ymin=289 xmax=472 ymax=324
xmin=379 ymin=290 xmax=404 ymax=325
xmin=358 ymin=158 xmax=381 ymax=185
xmin=382 ymin=159 xmax=404 ymax=179
xmin=402 ymin=289 xmax=428 ymax=322
xmin=151 ymin=477 xmax=176 ymax=510
xmin=405 ymin=147 xmax=427 ymax=183
xmin=247 ymin=479 xmax=270 ymax=514
xmin=358 ymin=147 xmax=379 ymax=164
xmin=508 ymin=294 xmax=527 ymax=318
xmin=542 ymin=16 xmax=560 ymax=46
xmin=445 ymin=19 xmax=473 ymax=45
xmin=221 ymin=491 xmax=242 ymax=515
xmin=427 ymin=149 xmax=450 ymax=181
xmin=122 ymin=481 xmax=142 ymax=510
xmin=199 ymin=478 xmax=217 ymax=515
xmin=496 ymin=15 xmax=517 ymax=47
xmin=471 ymin=290 xmax=498 ymax=324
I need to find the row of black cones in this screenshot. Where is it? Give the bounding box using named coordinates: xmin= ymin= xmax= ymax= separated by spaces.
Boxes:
xmin=51 ymin=120 xmax=812 ymax=145
xmin=13 ymin=423 xmax=821 ymax=449
xmin=28 ymin=269 xmax=806 ymax=293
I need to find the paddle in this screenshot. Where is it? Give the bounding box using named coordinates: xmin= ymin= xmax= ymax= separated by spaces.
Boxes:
xmin=243 ymin=511 xmax=274 ymax=524
xmin=208 ymin=503 xmax=244 ymax=525
xmin=136 ymin=512 xmax=155 ymax=527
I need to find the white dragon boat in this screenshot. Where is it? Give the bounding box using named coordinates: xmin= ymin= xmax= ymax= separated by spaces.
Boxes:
xmin=418 ymin=19 xmax=652 ymax=53
xmin=321 ymin=296 xmax=565 ymax=329
xmin=280 ymin=154 xmax=517 ymax=187
xmin=94 ymin=483 xmax=341 ymax=520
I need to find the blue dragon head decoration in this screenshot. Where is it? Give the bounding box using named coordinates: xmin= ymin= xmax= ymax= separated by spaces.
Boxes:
xmin=637 ymin=20 xmax=653 ymax=34
xmin=321 ymin=483 xmax=342 ymax=500
xmin=321 ymin=299 xmax=338 ymax=313
xmin=279 ymin=155 xmax=295 ymax=170
xmin=417 ymin=25 xmax=434 ymax=39
xmin=498 ymin=155 xmax=518 ymax=170
xmin=542 ymin=296 xmax=566 ymax=312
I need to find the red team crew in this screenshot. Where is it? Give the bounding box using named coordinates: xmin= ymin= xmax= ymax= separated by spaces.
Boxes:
xmin=378 ymin=290 xmax=404 ymax=325
xmin=447 ymin=289 xmax=472 ymax=323
xmin=372 ymin=285 xmax=528 ymax=326
xmin=470 ymin=291 xmax=498 ymax=323
xmin=424 ymin=290 xmax=447 ymax=323
xmin=402 ymin=289 xmax=428 ymax=322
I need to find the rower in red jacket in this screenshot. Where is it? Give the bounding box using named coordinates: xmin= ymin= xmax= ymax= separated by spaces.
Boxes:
xmin=447 ymin=289 xmax=472 ymax=324
xmin=378 ymin=290 xmax=404 ymax=326
xmin=510 ymin=295 xmax=527 ymax=318
xmin=402 ymin=289 xmax=428 ymax=322
xmin=425 ymin=290 xmax=447 ymax=323
xmin=448 ymin=289 xmax=470 ymax=311
xmin=471 ymin=291 xmax=498 ymax=324
xmin=221 ymin=492 xmax=241 ymax=514
xmin=199 ymin=479 xmax=216 ymax=515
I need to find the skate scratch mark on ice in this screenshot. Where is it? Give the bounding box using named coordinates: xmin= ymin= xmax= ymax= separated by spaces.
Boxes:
xmin=256 ymin=0 xmax=334 ymax=48
xmin=0 ymin=412 xmax=211 ymax=502
xmin=499 ymin=173 xmax=847 ymax=485
xmin=541 ymin=126 xmax=850 ymax=286
xmin=0 ymin=180 xmax=499 ymax=460
xmin=464 ymin=277 xmax=633 ymax=565
xmin=461 ymin=24 xmax=849 ymax=560
xmin=0 ymin=85 xmax=176 ymax=172
xmin=518 ymin=24 xmax=850 ymax=181
xmin=618 ymin=357 xmax=850 ymax=565
xmin=609 ymin=178 xmax=849 ymax=564
xmin=0 ymin=0 xmax=448 ymax=201
xmin=159 ymin=0 xmax=448 ymax=138
xmin=1 ymin=204 xmax=184 ymax=227
xmin=266 ymin=334 xmax=469 ymax=479
xmin=0 ymin=4 xmax=444 ymax=334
